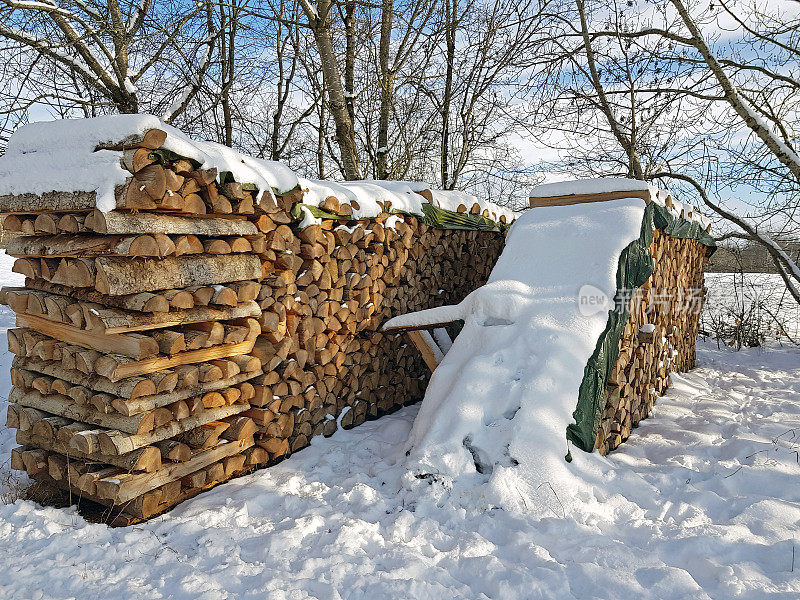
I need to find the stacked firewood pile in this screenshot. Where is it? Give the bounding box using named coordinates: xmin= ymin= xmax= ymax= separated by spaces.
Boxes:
xmin=3 ymin=130 xmax=269 ymax=523
xmin=595 ymin=230 xmax=708 ymax=454
xmin=2 ymin=121 xmax=510 ymax=522
xmin=249 ymin=212 xmax=504 ymax=457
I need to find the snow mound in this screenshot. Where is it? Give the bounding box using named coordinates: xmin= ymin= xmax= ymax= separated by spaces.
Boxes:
xmin=400 ymin=199 xmax=648 ymax=513
xmin=529 ymin=177 xmax=651 ymax=198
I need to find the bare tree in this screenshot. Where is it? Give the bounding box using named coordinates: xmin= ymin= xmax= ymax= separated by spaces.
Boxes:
xmin=297 ymin=0 xmax=362 ymax=179
xmin=0 ymin=0 xmax=209 ymax=131
xmin=420 ymin=0 xmax=552 ymax=190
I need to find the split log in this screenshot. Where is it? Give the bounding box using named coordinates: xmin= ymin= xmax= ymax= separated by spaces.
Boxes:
xmin=10 ymin=387 xmax=158 ymax=435
xmin=16 ymin=430 xmax=160 ymax=472
xmin=94 ymin=254 xmax=261 ymax=295
xmin=93 ymin=337 xmax=257 ymax=382
xmin=85 ymin=209 xmax=258 ymax=236
xmin=15 ymin=317 xmax=159 ymax=359
xmin=81 ymin=300 xmax=260 ymax=334
xmin=6 ymin=234 xmax=165 ymax=258
xmin=23 ymin=280 xmax=170 ymax=313
xmin=97 ymin=404 xmax=249 ymax=455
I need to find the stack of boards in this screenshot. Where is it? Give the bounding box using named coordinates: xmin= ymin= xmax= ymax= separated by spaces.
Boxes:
xmin=3 ymin=129 xmax=267 ymax=523
xmin=1 ymin=125 xmax=511 ymax=524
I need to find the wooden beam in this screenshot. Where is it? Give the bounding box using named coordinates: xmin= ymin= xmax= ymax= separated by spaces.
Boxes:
xmin=382 ymin=320 xmax=457 ymax=332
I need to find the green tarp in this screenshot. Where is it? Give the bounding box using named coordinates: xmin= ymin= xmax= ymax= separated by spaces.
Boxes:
xmin=566 ymin=202 xmax=716 ymax=454
xmin=291 ymin=202 xmax=511 ymax=233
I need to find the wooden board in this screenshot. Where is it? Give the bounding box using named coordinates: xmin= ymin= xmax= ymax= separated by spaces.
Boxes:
xmin=15 ymin=315 xmax=159 ymax=359
xmin=96 ymin=338 xmax=257 ymax=382
xmin=97 ymin=438 xmax=253 ymax=503
xmin=528 ymin=189 xmax=651 ymax=208
xmin=406 ymin=330 xmax=440 ymax=371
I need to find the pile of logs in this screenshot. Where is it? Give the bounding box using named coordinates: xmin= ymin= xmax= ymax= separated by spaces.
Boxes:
xmin=249 ymin=213 xmax=504 ymax=457
xmin=3 ymin=131 xmax=269 ymax=523
xmin=2 ymin=124 xmax=508 ymax=522
xmin=595 ymin=229 xmax=709 ymax=454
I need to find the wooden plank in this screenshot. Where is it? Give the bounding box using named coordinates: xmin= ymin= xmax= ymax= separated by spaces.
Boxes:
xmin=406 ymin=330 xmax=440 ymax=371
xmin=528 ymin=189 xmax=651 ymax=208
xmin=95 ymin=338 xmax=257 ymax=381
xmin=15 ymin=315 xmax=159 ymax=359
xmin=96 ymin=437 xmax=253 ymax=503
xmin=382 ymin=320 xmax=457 ymax=332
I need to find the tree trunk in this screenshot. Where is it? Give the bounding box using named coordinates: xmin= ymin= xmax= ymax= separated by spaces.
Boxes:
xmin=670 ymin=0 xmax=800 ymax=184
xmin=441 ymin=0 xmax=455 ymax=189
xmin=377 ymin=0 xmax=394 ymax=180
xmin=576 ymin=0 xmax=643 ymax=180
xmin=301 ymin=0 xmax=362 ymax=180
xmin=343 ymin=0 xmax=356 ymax=124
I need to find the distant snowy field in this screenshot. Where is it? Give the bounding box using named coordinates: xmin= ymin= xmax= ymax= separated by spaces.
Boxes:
xmin=0 ymin=256 xmax=799 ymax=599
xmin=703 ymin=272 xmax=800 ymax=340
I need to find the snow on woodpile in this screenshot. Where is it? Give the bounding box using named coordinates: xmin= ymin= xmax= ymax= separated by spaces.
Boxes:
xmin=397 ymin=199 xmax=649 ymax=513
xmin=529 ymin=177 xmax=653 ymax=198
xmin=0 ymin=114 xmax=518 ymax=225
xmin=300 ymin=178 xmax=518 ymax=224
xmin=0 ymin=114 xmax=299 ymax=211
xmin=530 ymin=177 xmax=711 ymax=229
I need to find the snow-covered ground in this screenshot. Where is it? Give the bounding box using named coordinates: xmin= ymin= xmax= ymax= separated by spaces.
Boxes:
xmin=0 ymin=254 xmax=799 ymax=599
xmin=703 ymin=272 xmax=800 ymax=340
xmin=0 ymin=343 xmax=799 ymax=598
